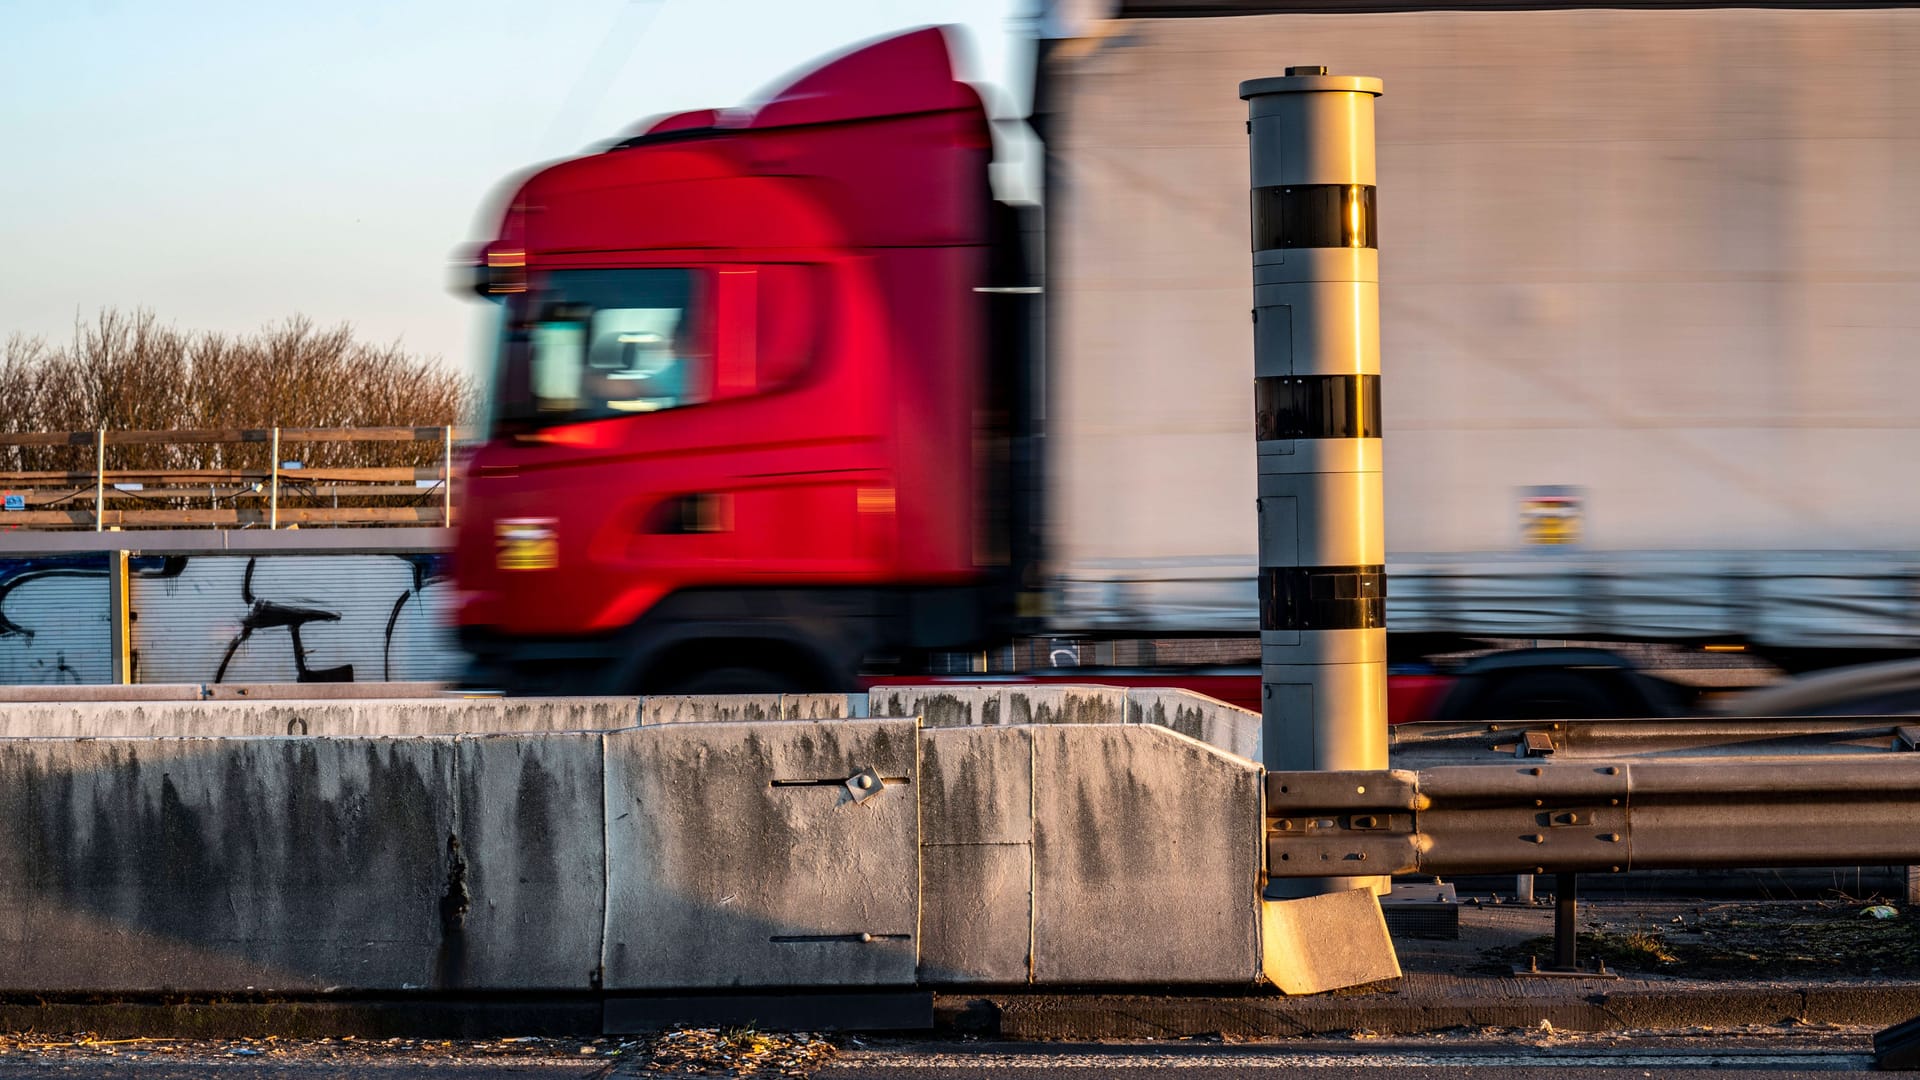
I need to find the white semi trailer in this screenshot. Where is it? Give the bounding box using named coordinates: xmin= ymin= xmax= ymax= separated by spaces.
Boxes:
xmin=1042 ymin=2 xmax=1920 ymax=684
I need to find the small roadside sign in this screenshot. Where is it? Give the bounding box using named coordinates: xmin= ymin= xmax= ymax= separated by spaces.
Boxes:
xmin=1520 ymin=485 xmax=1583 ymax=547
xmin=2 ymin=494 xmax=22 ymax=512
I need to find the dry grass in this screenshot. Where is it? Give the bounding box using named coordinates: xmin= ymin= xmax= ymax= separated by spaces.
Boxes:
xmin=1492 ymin=902 xmax=1920 ymax=976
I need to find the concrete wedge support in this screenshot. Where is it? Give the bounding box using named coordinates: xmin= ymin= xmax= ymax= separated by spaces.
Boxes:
xmin=0 ymin=704 xmax=1400 ymax=998
xmin=1267 ymin=757 xmax=1920 ymax=879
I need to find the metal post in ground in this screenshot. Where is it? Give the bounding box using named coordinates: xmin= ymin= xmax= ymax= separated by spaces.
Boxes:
xmin=1515 ymin=870 xmax=1615 ymax=978
xmin=1242 ymin=67 xmax=1387 ymax=897
xmin=443 ymin=424 xmax=455 ymax=527
xmin=269 ymin=427 xmax=280 ymax=530
xmin=94 ymin=428 xmax=106 ymax=532
xmin=1554 ymin=872 xmax=1578 ymax=970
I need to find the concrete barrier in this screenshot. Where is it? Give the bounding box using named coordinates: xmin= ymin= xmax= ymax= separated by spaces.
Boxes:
xmin=0 ymin=683 xmax=450 ymax=703
xmin=0 ymin=686 xmax=1257 ymax=754
xmin=1124 ymin=687 xmax=1260 ymax=760
xmin=0 ymin=684 xmax=205 ymax=703
xmin=868 ymin=684 xmax=1127 ymax=728
xmin=0 ymin=697 xmax=642 ymax=738
xmin=202 ymin=683 xmax=450 ymax=700
xmin=637 ymin=692 xmax=866 ymax=725
xmin=0 ymin=701 xmax=1388 ymax=998
xmin=871 ymin=684 xmax=1257 ymax=757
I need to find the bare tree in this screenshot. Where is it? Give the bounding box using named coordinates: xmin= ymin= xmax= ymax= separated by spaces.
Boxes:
xmin=0 ymin=309 xmax=476 ymax=513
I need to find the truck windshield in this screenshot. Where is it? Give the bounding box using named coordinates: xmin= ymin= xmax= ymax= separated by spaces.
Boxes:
xmin=491 ymin=268 xmax=705 ymax=433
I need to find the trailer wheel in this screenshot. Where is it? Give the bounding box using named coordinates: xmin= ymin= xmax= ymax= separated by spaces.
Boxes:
xmin=1457 ymin=669 xmax=1633 ymax=721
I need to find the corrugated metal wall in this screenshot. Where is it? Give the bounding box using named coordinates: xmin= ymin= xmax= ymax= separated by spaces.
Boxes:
xmin=0 ymin=551 xmax=460 ymax=685
xmin=0 ymin=554 xmax=113 ymax=684
xmin=130 ymin=554 xmax=458 ymax=684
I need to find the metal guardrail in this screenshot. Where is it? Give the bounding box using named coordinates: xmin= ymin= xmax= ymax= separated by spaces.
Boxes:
xmin=1267 ymin=755 xmax=1920 ymax=878
xmin=1389 ymin=716 xmax=1920 ymax=767
xmin=0 ymin=427 xmax=475 ymax=530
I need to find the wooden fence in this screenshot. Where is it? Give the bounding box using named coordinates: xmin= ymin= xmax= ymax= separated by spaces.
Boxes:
xmin=0 ymin=427 xmax=474 ymax=530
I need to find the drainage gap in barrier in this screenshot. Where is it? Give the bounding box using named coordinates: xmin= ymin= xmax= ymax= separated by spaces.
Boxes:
xmin=769 ymin=933 xmax=912 ymax=944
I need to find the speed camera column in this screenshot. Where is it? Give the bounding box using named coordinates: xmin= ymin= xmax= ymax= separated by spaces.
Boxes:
xmin=1241 ymin=67 xmax=1386 ymax=897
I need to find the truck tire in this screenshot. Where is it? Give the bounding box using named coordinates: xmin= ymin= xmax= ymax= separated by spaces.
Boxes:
xmin=660 ymin=666 xmax=797 ymax=694
xmin=1459 ymin=669 xmax=1633 ymax=722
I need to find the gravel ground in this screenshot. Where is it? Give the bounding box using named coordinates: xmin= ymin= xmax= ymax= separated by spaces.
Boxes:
xmin=0 ymin=1029 xmax=833 ymax=1077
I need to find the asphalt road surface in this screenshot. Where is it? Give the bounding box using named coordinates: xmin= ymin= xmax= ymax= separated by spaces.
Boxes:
xmin=0 ymin=1034 xmax=1889 ymax=1078
xmin=824 ymin=1041 xmax=1881 ymax=1078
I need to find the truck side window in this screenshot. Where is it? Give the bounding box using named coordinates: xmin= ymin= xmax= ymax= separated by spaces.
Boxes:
xmin=586 ymin=304 xmax=705 ymax=413
xmin=494 ymin=268 xmax=708 ymax=431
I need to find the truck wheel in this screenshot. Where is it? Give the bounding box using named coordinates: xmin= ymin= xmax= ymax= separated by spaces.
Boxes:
xmin=661 ymin=667 xmax=796 ymax=694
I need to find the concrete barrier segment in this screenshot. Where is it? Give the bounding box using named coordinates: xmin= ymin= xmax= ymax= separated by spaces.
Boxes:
xmin=1030 ymin=724 xmax=1266 ymax=985
xmin=0 ymin=732 xmax=616 ymax=995
xmin=201 ymin=682 xmax=450 ymax=700
xmin=0 ymin=697 xmax=643 ymax=738
xmin=601 ymin=719 xmax=921 ymax=990
xmin=917 ymin=726 xmax=1037 ymax=985
xmin=0 ymin=683 xmax=454 ymax=703
xmin=0 ymin=736 xmax=459 ymax=993
xmin=0 ymin=684 xmax=205 ymax=703
xmin=451 ymin=733 xmax=607 ymax=990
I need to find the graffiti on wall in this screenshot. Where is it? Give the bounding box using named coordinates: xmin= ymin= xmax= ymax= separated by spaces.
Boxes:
xmin=0 ymin=555 xmax=112 ymax=684
xmin=0 ymin=551 xmax=461 ymax=685
xmin=130 ymin=554 xmax=458 ymax=684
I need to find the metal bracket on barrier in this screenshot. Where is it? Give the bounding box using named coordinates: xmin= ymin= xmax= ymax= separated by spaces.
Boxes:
xmin=845 ymin=766 xmax=886 ymax=805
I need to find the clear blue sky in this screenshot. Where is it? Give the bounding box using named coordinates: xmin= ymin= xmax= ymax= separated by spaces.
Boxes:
xmin=0 ymin=0 xmax=1028 ymax=382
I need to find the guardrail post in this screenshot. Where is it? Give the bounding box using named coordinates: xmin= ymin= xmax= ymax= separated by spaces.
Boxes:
xmin=94 ymin=427 xmax=106 ymax=532
xmin=268 ymin=427 xmax=280 ymax=530
xmin=1243 ymin=67 xmax=1387 ymax=897
xmin=1553 ymin=873 xmax=1578 ymax=970
xmin=443 ymin=424 xmax=454 ymax=527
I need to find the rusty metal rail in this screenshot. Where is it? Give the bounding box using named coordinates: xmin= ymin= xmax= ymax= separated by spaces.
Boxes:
xmin=1266 ymin=755 xmax=1920 ymax=878
xmin=1389 ymin=716 xmax=1920 ymax=767
xmin=0 ymin=426 xmax=473 ymax=530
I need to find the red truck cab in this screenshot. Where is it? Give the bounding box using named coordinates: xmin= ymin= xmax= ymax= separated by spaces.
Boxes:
xmin=456 ymin=29 xmax=1031 ymax=692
